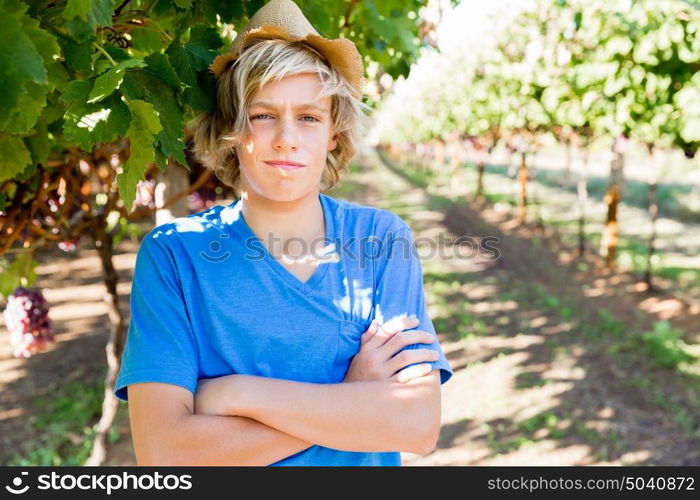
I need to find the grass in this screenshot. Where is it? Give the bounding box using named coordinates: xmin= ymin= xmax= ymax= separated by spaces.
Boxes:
xmin=485 ymin=423 xmax=536 ymax=454
xmin=8 ymin=376 xmax=119 ymax=466
xmin=515 ymin=371 xmax=554 ymax=389
xmin=496 ymin=279 xmax=700 ymax=445
xmin=640 ymin=321 xmax=697 ymax=369
xmin=481 ymin=161 xmax=700 ymax=223
xmin=423 ymin=156 xmax=698 ymax=300
xmin=388 ymin=155 xmax=700 ymax=456
xmin=655 ymin=266 xmax=700 ymax=287
xmin=526 ymin=284 xmax=576 ymax=321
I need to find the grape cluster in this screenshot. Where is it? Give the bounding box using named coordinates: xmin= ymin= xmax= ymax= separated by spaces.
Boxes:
xmin=3 ymin=287 xmax=54 ymax=358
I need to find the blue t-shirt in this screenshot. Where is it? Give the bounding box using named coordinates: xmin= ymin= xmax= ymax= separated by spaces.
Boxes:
xmin=114 ymin=192 xmax=453 ymax=466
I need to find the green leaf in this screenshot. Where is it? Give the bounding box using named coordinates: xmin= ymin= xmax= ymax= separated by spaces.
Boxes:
xmin=172 ymin=0 xmax=194 ymax=9
xmin=299 ymin=1 xmax=331 ymax=37
xmin=63 ymin=0 xmax=113 ymax=26
xmin=58 ymin=36 xmax=94 ymax=73
xmin=198 ymin=0 xmax=245 ymax=24
xmin=64 ymin=0 xmax=113 ymax=41
xmin=103 ymin=44 xmax=131 ymax=64
xmin=0 ymin=253 xmax=37 ymax=300
xmin=0 ymin=7 xmax=48 ymax=128
xmin=46 ymin=61 xmax=70 ymax=93
xmin=122 ymin=70 xmax=188 ymax=166
xmin=129 ymin=26 xmax=165 ymax=54
xmin=87 ymin=59 xmax=147 ymax=104
xmin=6 ymin=82 xmax=47 ymax=134
xmin=60 ymin=79 xmax=93 ymax=104
xmin=65 ymin=16 xmax=96 ymax=42
xmin=245 ymin=0 xmax=266 ymax=18
xmin=15 ymin=252 xmax=38 ymax=289
xmin=144 ymin=53 xmax=182 ymax=90
xmin=166 ymin=25 xmax=222 ymax=112
xmin=92 ymin=0 xmax=114 ymax=26
xmin=64 ymin=0 xmax=91 ymax=21
xmin=25 ymin=117 xmax=51 ymax=167
xmin=61 ymin=80 xmax=131 ymax=150
xmin=117 ymin=99 xmax=163 ymax=211
xmin=170 ymin=10 xmax=196 ymax=42
xmin=185 ymin=24 xmax=224 ymax=67
xmin=154 ymin=145 xmax=167 ymax=170
xmin=0 ymin=132 xmax=32 ymax=183
xmin=20 ymin=13 xmax=61 ymax=86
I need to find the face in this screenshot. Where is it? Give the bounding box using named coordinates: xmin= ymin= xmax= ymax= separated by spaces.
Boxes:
xmin=235 ymin=72 xmax=337 ymax=203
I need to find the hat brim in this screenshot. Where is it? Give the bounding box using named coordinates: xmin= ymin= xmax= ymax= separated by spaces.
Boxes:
xmin=209 ymin=25 xmax=363 ymax=96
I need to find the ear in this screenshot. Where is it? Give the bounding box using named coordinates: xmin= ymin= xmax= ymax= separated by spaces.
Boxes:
xmin=328 ymin=134 xmax=338 ymax=152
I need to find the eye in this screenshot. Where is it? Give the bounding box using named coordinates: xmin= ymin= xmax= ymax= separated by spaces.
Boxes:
xmin=301 ymin=115 xmax=320 ymax=122
xmin=250 ymin=114 xmax=272 ymax=120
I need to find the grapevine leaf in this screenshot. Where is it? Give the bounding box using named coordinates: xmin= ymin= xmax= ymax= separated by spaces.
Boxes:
xmin=63 ymin=0 xmax=113 ymax=26
xmin=46 ymin=61 xmax=71 ymax=93
xmin=64 ymin=0 xmax=113 ymax=41
xmin=15 ymin=252 xmax=38 ymax=289
xmin=64 ymin=0 xmax=91 ymax=21
xmin=0 ymin=132 xmax=32 ymax=182
xmin=299 ymin=1 xmax=331 ymax=37
xmin=58 ymin=36 xmax=93 ymax=73
xmin=122 ymin=69 xmax=188 ymax=166
xmin=245 ymin=0 xmax=266 ymax=18
xmin=197 ymin=0 xmax=245 ymax=24
xmin=172 ymin=0 xmax=193 ymax=9
xmin=129 ymin=26 xmax=164 ymax=54
xmin=117 ymin=99 xmax=163 ymax=211
xmin=20 ymin=13 xmax=61 ymax=89
xmin=61 ymin=80 xmax=131 ymax=150
xmin=65 ymin=16 xmax=97 ymax=42
xmin=144 ymin=53 xmax=182 ymax=90
xmin=6 ymin=82 xmax=47 ymax=134
xmin=0 ymin=258 xmax=22 ymax=300
xmin=0 ymin=7 xmax=47 ymax=128
xmin=154 ymin=145 xmax=167 ymax=170
xmin=25 ymin=116 xmax=51 ymax=167
xmin=166 ymin=25 xmax=222 ymax=111
xmin=92 ymin=0 xmax=114 ymax=26
xmin=87 ymin=59 xmax=147 ymax=104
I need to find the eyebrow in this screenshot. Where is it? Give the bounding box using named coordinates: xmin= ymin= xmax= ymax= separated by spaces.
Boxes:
xmin=249 ymin=100 xmax=330 ymax=114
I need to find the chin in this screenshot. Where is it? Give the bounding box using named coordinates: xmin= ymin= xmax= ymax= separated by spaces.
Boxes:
xmin=257 ymin=185 xmax=318 ymax=203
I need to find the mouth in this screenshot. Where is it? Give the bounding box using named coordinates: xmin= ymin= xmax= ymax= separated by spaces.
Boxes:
xmin=265 ymin=161 xmax=306 ymax=171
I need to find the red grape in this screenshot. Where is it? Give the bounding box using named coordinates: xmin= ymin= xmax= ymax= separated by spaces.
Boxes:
xmin=3 ymin=287 xmax=54 ymax=358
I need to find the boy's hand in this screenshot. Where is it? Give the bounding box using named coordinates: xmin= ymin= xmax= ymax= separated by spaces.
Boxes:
xmin=344 ymin=316 xmax=439 ymax=384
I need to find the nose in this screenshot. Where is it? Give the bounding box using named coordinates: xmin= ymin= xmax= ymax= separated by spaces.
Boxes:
xmin=272 ymin=117 xmax=298 ymax=152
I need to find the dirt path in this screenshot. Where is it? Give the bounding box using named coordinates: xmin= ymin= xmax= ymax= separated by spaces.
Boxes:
xmin=0 ymin=240 xmax=139 ymax=465
xmin=1 ymin=146 xmax=698 ymax=465
xmin=348 ymin=146 xmax=699 ymax=465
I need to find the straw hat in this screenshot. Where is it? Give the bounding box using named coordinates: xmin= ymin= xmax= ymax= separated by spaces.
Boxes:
xmin=209 ymin=0 xmax=364 ymax=97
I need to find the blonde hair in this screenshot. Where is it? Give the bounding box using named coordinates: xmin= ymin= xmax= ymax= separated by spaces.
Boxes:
xmin=189 ymin=38 xmax=368 ymax=194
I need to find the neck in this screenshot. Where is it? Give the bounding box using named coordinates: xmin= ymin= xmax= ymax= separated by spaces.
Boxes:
xmin=239 ymin=190 xmax=326 ymax=250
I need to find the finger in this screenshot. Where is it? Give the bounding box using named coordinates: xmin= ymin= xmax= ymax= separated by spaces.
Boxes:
xmin=394 ymin=363 xmax=433 ymax=384
xmin=387 ymin=348 xmax=439 ymax=376
xmin=365 ymin=316 xmax=420 ymax=349
xmin=378 ymin=330 xmax=435 ymax=359
xmin=360 ymin=319 xmax=378 ymax=347
xmin=382 ymin=315 xmax=421 ymax=335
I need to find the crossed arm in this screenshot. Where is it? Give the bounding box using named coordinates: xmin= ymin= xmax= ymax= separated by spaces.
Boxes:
xmin=128 ymin=317 xmax=443 ymax=465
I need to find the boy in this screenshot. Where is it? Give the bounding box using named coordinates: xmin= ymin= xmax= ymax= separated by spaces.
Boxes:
xmin=114 ymin=0 xmax=452 ymax=466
